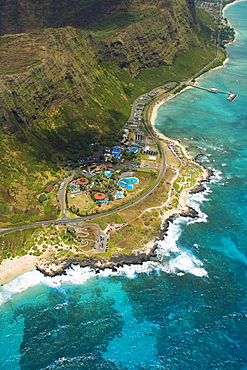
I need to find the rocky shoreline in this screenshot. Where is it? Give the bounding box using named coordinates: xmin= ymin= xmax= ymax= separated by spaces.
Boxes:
xmin=36 ymin=167 xmax=213 ymax=278
xmin=35 ymin=206 xmax=201 ymax=278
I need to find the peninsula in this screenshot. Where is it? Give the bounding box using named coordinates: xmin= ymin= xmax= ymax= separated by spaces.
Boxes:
xmin=0 ymin=0 xmax=234 ymax=283
xmin=0 ymin=79 xmax=215 ymax=283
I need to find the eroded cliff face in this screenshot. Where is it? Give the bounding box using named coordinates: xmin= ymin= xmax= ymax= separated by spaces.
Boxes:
xmin=0 ymin=26 xmax=136 ymax=162
xmin=0 ymin=0 xmax=202 ymax=141
xmin=0 ymin=0 xmax=197 ymax=36
xmin=0 ymin=0 xmax=218 ymax=226
xmin=0 ymin=29 xmax=98 ymax=132
xmin=99 ymin=0 xmax=200 ymax=75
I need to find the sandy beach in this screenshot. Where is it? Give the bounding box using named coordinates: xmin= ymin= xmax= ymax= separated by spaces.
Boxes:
xmin=0 ymin=255 xmax=38 ymax=285
xmin=148 ymin=88 xmax=210 ymax=223
xmin=223 ymin=0 xmax=245 ymax=12
xmin=0 ymin=87 xmax=209 ymax=285
xmin=0 ymin=21 xmax=219 ymax=287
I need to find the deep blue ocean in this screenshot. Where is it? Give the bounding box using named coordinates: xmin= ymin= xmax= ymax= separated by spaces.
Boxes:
xmin=1 ymin=2 xmax=247 ymax=369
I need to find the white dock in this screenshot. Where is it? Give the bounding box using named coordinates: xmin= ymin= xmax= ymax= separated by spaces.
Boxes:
xmin=190 ymin=85 xmax=238 ymax=102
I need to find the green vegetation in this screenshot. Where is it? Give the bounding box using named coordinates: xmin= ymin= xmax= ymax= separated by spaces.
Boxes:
xmin=0 ymin=228 xmax=38 ymax=262
xmin=97 ymin=214 xmax=125 ymax=230
xmin=0 ymin=3 xmax=224 ymax=260
xmin=86 ymin=8 xmax=161 ymax=39
xmin=0 ymin=225 xmax=97 ymax=264
xmin=220 ymin=24 xmax=235 ymax=46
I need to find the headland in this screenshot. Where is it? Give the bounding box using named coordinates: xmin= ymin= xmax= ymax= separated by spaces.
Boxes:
xmin=0 ymin=83 xmax=212 ymax=284
xmin=0 ymin=0 xmax=237 ymax=284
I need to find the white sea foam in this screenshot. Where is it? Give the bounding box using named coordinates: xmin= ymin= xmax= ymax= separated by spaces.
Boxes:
xmin=156 ymin=220 xmax=181 ymax=257
xmin=0 ymin=263 xmax=157 ymax=305
xmin=0 ymin=270 xmax=46 ymax=305
xmin=155 ymin=218 xmax=208 ymax=277
xmin=0 ymin=234 xmax=208 ymax=305
xmin=206 ymin=144 xmax=226 ymax=152
xmin=168 ymin=252 xmax=207 ymax=277
xmin=209 ymin=168 xmax=223 ymax=183
xmin=187 ymin=189 xmax=211 ymax=224
xmin=0 ymin=184 xmax=211 ymax=303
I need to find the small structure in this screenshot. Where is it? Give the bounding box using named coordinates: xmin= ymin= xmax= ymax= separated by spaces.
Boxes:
xmin=70 ymin=182 xmax=80 ymax=193
xmin=115 ymin=191 xmax=125 ymax=199
xmin=128 ymin=121 xmax=139 ymax=128
xmin=112 ymin=146 xmax=122 ymax=159
xmin=119 ymin=171 xmax=134 ymax=178
xmin=135 ymin=133 xmax=145 ymax=142
xmin=44 ymin=185 xmax=55 ymax=193
xmin=39 ymin=194 xmax=47 ymax=202
xmin=77 ymin=178 xmax=89 ymax=185
xmin=210 ymin=88 xmax=218 ymax=93
xmin=88 ymin=164 xmax=106 ymax=173
xmin=94 ymin=192 xmax=106 ymax=201
xmin=67 ymin=227 xmax=76 ymax=234
xmin=227 ymin=91 xmax=238 ymax=102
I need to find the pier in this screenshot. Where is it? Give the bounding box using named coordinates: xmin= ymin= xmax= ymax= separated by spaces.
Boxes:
xmin=190 ymin=85 xmax=238 ymax=102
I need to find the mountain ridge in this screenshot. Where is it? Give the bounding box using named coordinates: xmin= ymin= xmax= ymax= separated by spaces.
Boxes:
xmin=0 ymin=0 xmax=197 ymax=36
xmin=0 ymin=0 xmax=220 ymax=227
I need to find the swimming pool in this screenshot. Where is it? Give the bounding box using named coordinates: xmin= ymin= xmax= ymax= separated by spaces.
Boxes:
xmin=115 ymin=191 xmax=124 ymax=199
xmin=127 ymin=148 xmax=138 ymax=154
xmin=104 ymin=170 xmax=113 ymax=177
xmin=117 ymin=177 xmax=139 ymax=190
xmin=98 ymin=198 xmax=107 ymax=203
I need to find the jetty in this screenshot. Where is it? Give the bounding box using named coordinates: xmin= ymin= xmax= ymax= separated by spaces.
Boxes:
xmin=227 ymin=91 xmax=238 ymax=102
xmin=190 ymin=85 xmax=238 ymax=102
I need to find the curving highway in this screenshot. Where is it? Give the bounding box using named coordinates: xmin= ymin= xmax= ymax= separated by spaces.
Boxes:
xmin=0 ymin=35 xmax=222 ymax=238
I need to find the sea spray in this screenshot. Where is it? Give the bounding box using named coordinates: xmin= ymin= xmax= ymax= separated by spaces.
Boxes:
xmin=1 ymin=2 xmax=247 ymax=368
xmin=0 ymin=186 xmax=212 ymax=305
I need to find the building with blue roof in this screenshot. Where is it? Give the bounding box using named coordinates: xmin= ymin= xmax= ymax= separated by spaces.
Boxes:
xmin=112 ymin=146 xmax=122 ymax=159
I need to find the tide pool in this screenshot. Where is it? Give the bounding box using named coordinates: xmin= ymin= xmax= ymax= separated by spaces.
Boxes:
xmin=0 ymin=1 xmax=247 ymax=369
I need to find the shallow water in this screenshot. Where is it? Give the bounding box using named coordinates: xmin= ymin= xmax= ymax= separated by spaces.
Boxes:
xmin=0 ymin=2 xmax=247 ymax=369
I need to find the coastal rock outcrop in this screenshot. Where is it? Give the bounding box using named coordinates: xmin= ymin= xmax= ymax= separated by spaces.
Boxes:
xmin=36 ymin=248 xmax=158 ymax=277
xmin=0 ymin=0 xmax=217 ymax=227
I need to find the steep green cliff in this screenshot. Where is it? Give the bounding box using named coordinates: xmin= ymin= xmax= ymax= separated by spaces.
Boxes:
xmin=0 ymin=0 xmax=197 ymax=36
xmin=0 ymin=0 xmax=219 ymax=226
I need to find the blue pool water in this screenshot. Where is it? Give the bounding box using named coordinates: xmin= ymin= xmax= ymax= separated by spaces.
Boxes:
xmin=0 ymin=2 xmax=247 ymax=369
xmin=115 ymin=191 xmax=124 ymax=199
xmin=121 ymin=177 xmax=139 ymax=185
xmin=98 ymin=198 xmax=107 ymax=203
xmin=118 ymin=177 xmax=139 ymax=190
xmin=127 ymin=148 xmax=138 ymax=153
xmin=104 ymin=170 xmax=113 ymax=177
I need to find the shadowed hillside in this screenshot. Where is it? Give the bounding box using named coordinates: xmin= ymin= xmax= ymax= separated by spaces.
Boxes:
xmin=0 ymin=1 xmax=220 ymax=226
xmin=0 ymin=0 xmax=197 ymax=36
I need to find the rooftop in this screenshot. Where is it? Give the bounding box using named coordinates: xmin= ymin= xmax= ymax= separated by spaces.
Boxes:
xmin=77 ymin=178 xmax=89 ymax=185
xmin=94 ymin=192 xmax=106 ymax=200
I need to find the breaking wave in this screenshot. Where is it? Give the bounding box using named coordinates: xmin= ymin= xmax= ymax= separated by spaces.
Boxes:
xmin=0 ymin=173 xmax=214 ymax=305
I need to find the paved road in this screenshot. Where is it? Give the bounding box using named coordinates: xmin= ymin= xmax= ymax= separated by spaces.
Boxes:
xmin=66 ymin=221 xmax=108 ymax=252
xmin=0 ymin=35 xmax=222 ymax=238
xmin=58 ymin=173 xmax=74 ymax=219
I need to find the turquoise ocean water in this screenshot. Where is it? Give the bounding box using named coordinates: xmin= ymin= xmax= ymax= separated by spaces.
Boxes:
xmin=1 ymin=2 xmax=247 ymax=369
